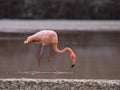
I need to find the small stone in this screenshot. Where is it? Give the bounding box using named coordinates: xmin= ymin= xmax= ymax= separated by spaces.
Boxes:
xmin=71 ymin=87 xmax=74 ymax=90
xmin=42 ymin=86 xmax=50 ymax=90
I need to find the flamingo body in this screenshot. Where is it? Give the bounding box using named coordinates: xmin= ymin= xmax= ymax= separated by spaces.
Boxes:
xmin=24 ymin=30 xmax=58 ymax=45
xmin=24 ymin=30 xmax=76 ymax=68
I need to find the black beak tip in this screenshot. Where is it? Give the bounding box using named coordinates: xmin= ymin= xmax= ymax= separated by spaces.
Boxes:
xmin=71 ymin=64 xmax=75 ymax=68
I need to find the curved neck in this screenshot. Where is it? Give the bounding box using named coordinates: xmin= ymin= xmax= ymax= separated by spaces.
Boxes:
xmin=52 ymin=43 xmax=73 ymax=55
xmin=53 ymin=43 xmax=76 ymax=67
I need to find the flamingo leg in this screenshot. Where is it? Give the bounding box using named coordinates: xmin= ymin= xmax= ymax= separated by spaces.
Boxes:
xmin=47 ymin=46 xmax=58 ymax=72
xmin=38 ymin=45 xmax=44 ymax=67
xmin=37 ymin=45 xmax=44 ymax=78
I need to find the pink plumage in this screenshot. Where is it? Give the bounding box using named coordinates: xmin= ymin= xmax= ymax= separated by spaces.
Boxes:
xmin=24 ymin=30 xmax=58 ymax=45
xmin=24 ymin=30 xmax=76 ymax=68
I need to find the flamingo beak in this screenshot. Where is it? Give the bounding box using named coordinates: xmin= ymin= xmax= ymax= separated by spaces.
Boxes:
xmin=71 ymin=59 xmax=76 ymax=68
xmin=71 ymin=64 xmax=75 ymax=68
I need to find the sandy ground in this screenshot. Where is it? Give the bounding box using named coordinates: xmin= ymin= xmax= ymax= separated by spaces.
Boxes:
xmin=0 ymin=78 xmax=120 ymax=90
xmin=1 ymin=78 xmax=120 ymax=84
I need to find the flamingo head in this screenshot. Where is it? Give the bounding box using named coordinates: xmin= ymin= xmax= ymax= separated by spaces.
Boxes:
xmin=24 ymin=36 xmax=36 ymax=44
xmin=71 ymin=53 xmax=76 ymax=68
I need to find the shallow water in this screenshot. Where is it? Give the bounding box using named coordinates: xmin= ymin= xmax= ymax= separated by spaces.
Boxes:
xmin=0 ymin=31 xmax=120 ymax=79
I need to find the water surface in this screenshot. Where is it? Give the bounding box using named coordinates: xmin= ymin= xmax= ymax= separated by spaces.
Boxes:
xmin=0 ymin=31 xmax=120 ymax=79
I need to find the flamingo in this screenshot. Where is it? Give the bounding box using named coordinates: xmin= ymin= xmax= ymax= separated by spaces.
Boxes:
xmin=24 ymin=30 xmax=76 ymax=72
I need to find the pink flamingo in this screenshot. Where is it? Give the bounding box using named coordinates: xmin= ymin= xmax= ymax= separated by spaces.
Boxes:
xmin=24 ymin=30 xmax=76 ymax=72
